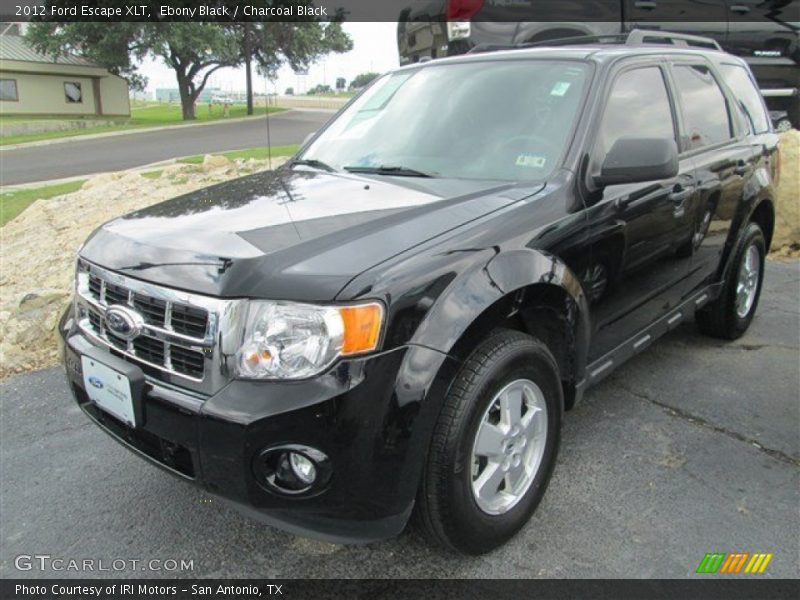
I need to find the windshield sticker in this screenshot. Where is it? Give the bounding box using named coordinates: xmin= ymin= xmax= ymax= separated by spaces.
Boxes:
xmin=515 ymin=154 xmax=547 ymax=169
xmin=550 ymin=81 xmax=571 ymax=96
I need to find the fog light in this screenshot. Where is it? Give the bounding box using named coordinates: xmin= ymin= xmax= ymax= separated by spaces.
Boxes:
xmin=289 ymin=452 xmax=316 ymax=485
xmin=253 ymin=444 xmax=331 ymax=496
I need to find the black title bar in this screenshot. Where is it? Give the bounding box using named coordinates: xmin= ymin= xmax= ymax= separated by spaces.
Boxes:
xmin=3 ymin=0 xmax=792 ymax=23
xmin=2 ymin=579 xmax=800 ymax=600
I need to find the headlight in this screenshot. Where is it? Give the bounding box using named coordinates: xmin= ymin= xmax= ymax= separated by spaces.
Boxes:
xmin=235 ymin=300 xmax=384 ymax=380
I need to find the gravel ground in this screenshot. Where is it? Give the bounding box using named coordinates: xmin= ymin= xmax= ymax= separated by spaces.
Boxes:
xmin=1 ymin=260 xmax=797 ymax=579
xmin=0 ymin=156 xmax=288 ymax=380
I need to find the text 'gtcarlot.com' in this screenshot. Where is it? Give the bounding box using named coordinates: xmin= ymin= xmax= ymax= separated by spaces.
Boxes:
xmin=14 ymin=553 xmax=194 ymax=572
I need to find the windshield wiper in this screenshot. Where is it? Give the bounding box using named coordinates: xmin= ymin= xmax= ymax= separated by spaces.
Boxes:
xmin=343 ymin=165 xmax=434 ymax=178
xmin=290 ymin=158 xmax=337 ymax=172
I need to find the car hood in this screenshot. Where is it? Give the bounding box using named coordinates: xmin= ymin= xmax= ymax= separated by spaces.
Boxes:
xmin=81 ymin=168 xmax=542 ymax=301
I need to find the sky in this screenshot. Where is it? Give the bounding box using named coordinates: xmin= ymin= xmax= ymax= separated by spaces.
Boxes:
xmin=136 ymin=22 xmax=400 ymax=96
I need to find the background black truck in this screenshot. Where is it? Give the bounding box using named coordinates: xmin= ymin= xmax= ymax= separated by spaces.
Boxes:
xmin=397 ymin=0 xmax=800 ymax=127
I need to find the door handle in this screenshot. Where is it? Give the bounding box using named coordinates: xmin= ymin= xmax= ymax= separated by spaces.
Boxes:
xmin=729 ymin=4 xmax=751 ymax=14
xmin=669 ymin=187 xmax=693 ymax=205
xmin=635 ymin=0 xmax=657 ymax=9
xmin=669 ymin=185 xmax=693 ymax=219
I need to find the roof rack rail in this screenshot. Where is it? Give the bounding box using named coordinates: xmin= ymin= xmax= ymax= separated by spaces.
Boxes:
xmin=466 ymin=28 xmax=721 ymax=55
xmin=467 ymin=34 xmax=624 ymax=54
xmin=626 ymin=29 xmax=721 ymax=50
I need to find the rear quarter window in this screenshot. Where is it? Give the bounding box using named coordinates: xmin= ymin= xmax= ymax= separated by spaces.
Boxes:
xmin=719 ymin=64 xmax=770 ymax=134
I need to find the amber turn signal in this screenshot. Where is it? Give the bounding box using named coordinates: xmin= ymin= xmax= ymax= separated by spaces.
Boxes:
xmin=338 ymin=303 xmax=384 ymax=355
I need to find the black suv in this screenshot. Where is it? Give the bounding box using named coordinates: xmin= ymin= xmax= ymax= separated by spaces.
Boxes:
xmin=398 ymin=0 xmax=800 ymax=127
xmin=61 ymin=32 xmax=780 ymax=554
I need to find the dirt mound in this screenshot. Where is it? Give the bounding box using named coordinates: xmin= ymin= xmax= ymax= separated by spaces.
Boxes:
xmin=0 ymin=157 xmax=286 ymax=379
xmin=772 ymin=129 xmax=800 ymax=257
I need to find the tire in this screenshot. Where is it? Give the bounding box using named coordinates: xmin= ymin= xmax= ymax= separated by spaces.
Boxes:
xmin=774 ymin=117 xmax=793 ymax=133
xmin=415 ymin=329 xmax=562 ymax=554
xmin=696 ymin=222 xmax=766 ymax=340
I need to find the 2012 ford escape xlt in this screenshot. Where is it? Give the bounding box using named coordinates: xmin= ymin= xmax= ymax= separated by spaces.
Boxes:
xmin=61 ymin=32 xmax=780 ymax=554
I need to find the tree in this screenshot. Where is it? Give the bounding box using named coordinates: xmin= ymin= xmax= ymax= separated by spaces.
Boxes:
xmin=27 ymin=11 xmax=352 ymax=120
xmin=307 ymin=84 xmax=333 ymax=96
xmin=250 ymin=21 xmax=352 ymax=81
xmin=240 ymin=21 xmax=351 ymax=115
xmin=26 ymin=21 xmax=241 ymax=119
xmin=24 ymin=22 xmax=148 ymax=91
xmin=349 ymin=72 xmax=380 ymax=90
xmin=151 ymin=23 xmax=243 ymax=120
xmin=241 ymin=22 xmax=255 ymax=115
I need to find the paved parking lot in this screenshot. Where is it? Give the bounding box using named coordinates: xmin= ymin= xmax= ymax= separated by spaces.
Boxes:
xmin=1 ymin=110 xmax=330 ymax=185
xmin=1 ymin=260 xmax=797 ymax=579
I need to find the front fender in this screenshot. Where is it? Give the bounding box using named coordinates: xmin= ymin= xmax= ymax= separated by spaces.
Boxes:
xmin=486 ymin=248 xmax=591 ymax=384
xmin=382 ymin=248 xmax=592 ymax=512
xmin=408 ymin=247 xmax=591 ymax=385
xmin=407 ymin=253 xmax=504 ymax=352
xmin=486 ymin=248 xmax=586 ymax=299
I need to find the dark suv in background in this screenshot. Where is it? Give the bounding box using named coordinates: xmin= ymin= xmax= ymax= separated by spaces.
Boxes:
xmin=62 ymin=32 xmax=779 ymax=554
xmin=398 ymin=0 xmax=799 ymax=127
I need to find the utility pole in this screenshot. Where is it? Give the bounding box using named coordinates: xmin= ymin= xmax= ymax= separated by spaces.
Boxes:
xmin=244 ymin=22 xmax=254 ymax=115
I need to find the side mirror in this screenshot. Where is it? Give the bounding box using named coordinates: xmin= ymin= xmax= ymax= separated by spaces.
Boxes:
xmin=594 ymin=137 xmax=679 ymax=187
xmin=302 ymin=131 xmax=317 ymax=146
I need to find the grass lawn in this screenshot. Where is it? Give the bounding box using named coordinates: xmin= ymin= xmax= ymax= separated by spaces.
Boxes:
xmin=177 ymin=144 xmax=298 ymax=164
xmin=128 ymin=102 xmax=285 ymax=125
xmin=0 ymin=103 xmax=286 ymax=147
xmin=1 ymin=180 xmax=86 ymax=227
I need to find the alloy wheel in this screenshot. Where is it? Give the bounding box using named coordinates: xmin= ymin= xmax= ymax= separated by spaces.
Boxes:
xmin=735 ymin=243 xmax=760 ymax=318
xmin=470 ymin=378 xmax=548 ymax=515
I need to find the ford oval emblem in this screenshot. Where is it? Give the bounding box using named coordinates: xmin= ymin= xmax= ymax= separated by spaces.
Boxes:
xmin=88 ymin=376 xmax=104 ymax=389
xmin=104 ymin=305 xmax=145 ymax=341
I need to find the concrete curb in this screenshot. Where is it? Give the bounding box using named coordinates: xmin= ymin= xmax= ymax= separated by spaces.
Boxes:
xmin=0 ymin=109 xmax=295 ymax=152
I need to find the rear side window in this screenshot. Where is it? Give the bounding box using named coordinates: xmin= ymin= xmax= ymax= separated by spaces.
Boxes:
xmin=719 ymin=64 xmax=770 ymax=134
xmin=598 ymin=67 xmax=676 ymax=157
xmin=672 ymin=65 xmax=733 ymax=150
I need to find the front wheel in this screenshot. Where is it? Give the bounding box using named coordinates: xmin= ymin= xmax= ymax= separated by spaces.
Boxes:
xmin=415 ymin=330 xmax=562 ymax=554
xmin=696 ymin=222 xmax=765 ymax=339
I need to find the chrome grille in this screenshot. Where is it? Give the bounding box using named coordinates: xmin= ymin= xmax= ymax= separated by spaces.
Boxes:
xmin=74 ymin=260 xmax=245 ymax=391
xmin=87 ymin=273 xmax=206 ymax=339
xmin=169 ymin=304 xmax=208 ymax=338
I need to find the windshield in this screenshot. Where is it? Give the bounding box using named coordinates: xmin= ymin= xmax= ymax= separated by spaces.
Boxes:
xmin=300 ymin=59 xmax=590 ymax=181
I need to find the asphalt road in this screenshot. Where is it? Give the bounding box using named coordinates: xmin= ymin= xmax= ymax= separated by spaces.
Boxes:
xmin=1 ymin=261 xmax=798 ymax=579
xmin=0 ymin=110 xmax=332 ymax=186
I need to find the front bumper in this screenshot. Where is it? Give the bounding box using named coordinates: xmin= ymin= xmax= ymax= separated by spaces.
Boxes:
xmin=61 ymin=315 xmax=455 ymax=544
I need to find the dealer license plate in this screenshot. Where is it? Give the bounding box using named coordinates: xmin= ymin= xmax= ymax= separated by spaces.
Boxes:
xmin=81 ymin=356 xmax=136 ymax=427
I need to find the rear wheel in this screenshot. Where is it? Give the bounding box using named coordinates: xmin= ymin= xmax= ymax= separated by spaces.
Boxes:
xmin=774 ymin=116 xmax=793 ymax=133
xmin=696 ymin=222 xmax=765 ymax=339
xmin=416 ymin=330 xmax=562 ymax=554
